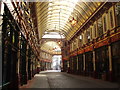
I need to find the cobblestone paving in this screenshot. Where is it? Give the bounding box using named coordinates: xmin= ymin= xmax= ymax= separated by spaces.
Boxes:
xmin=26 ymin=70 xmax=120 ymax=88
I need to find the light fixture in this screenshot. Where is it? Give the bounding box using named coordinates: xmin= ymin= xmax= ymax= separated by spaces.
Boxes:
xmin=58 ymin=41 xmax=61 ymax=45
xmin=80 ymin=35 xmax=82 ymax=40
xmin=69 ymin=17 xmax=77 ymax=26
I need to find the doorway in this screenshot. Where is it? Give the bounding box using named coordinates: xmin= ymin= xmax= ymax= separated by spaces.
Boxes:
xmin=111 ymin=41 xmax=120 ymax=82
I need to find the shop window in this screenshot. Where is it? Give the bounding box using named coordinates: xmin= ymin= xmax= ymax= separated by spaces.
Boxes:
xmin=85 ymin=52 xmax=93 ymax=76
xmin=112 ymin=41 xmax=120 ymax=57
xmin=109 ymin=10 xmax=114 ymax=28
xmin=115 ymin=2 xmax=120 ymax=26
xmin=103 ymin=16 xmax=107 ymax=32
xmin=2 ymin=5 xmax=20 ymax=86
xmin=95 ymin=47 xmax=109 ymax=79
xmin=97 ymin=17 xmax=103 ymax=37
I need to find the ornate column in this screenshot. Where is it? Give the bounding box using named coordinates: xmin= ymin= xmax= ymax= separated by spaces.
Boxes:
xmin=25 ymin=44 xmax=29 ymax=82
xmin=83 ymin=54 xmax=86 ymax=75
xmin=76 ymin=55 xmax=79 ymax=74
xmin=22 ymin=40 xmax=28 ymax=85
xmin=31 ymin=55 xmax=34 ymax=77
xmin=0 ymin=2 xmax=4 ymax=88
xmin=108 ymin=45 xmax=113 ymax=81
xmin=95 ymin=22 xmax=98 ymax=38
xmin=93 ymin=51 xmax=96 ymax=78
xmin=17 ymin=31 xmax=21 ymax=87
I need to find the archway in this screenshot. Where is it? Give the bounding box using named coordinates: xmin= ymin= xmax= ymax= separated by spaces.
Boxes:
xmin=40 ymin=41 xmax=62 ymax=71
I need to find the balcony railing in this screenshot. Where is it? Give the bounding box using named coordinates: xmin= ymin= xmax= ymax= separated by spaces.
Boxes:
xmin=69 ymin=26 xmax=120 ymax=53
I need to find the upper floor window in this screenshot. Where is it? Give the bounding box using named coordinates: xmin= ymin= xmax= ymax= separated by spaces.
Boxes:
xmin=86 ymin=30 xmax=90 ymax=43
xmin=94 ymin=23 xmax=97 ymax=38
xmin=97 ymin=17 xmax=103 ymax=37
xmin=76 ymin=38 xmax=78 ymax=49
xmin=6 ymin=24 xmax=11 ymax=42
xmin=72 ymin=42 xmax=74 ymax=51
xmin=90 ymin=27 xmax=92 ymax=40
xmin=115 ymin=2 xmax=120 ymax=26
xmin=79 ymin=35 xmax=82 ymax=41
xmin=73 ymin=40 xmax=77 ymax=50
xmin=109 ymin=10 xmax=114 ymax=28
xmin=103 ymin=16 xmax=107 ymax=32
xmin=70 ymin=45 xmax=71 ymax=52
xmin=64 ymin=42 xmax=67 ymax=46
xmin=79 ymin=35 xmax=83 ymax=47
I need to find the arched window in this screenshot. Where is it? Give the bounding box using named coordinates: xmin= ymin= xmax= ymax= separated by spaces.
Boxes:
xmin=109 ymin=11 xmax=114 ymax=28
xmin=97 ymin=17 xmax=103 ymax=37
xmin=90 ymin=27 xmax=92 ymax=40
xmin=115 ymin=2 xmax=120 ymax=26
xmin=86 ymin=29 xmax=91 ymax=43
xmin=103 ymin=16 xmax=107 ymax=32
xmin=94 ymin=23 xmax=97 ymax=38
xmin=79 ymin=34 xmax=83 ymax=47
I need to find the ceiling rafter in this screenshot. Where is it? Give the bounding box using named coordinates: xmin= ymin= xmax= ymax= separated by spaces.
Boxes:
xmin=39 ymin=21 xmax=72 ymax=31
xmin=37 ymin=5 xmax=86 ymax=25
xmin=35 ymin=1 xmax=102 ymax=39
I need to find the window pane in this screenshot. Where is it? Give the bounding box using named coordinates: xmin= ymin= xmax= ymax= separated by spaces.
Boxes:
xmin=97 ymin=18 xmax=103 ymax=37
xmin=79 ymin=35 xmax=83 ymax=47
xmin=94 ymin=24 xmax=97 ymax=37
xmin=86 ymin=30 xmax=90 ymax=43
xmin=110 ymin=11 xmax=114 ymax=28
xmin=115 ymin=2 xmax=120 ymax=26
xmin=103 ymin=16 xmax=107 ymax=32
xmin=90 ymin=28 xmax=92 ymax=40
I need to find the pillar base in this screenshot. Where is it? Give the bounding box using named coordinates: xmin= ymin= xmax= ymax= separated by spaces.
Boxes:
xmin=9 ymin=73 xmax=19 ymax=89
xmin=76 ymin=70 xmax=79 ymax=75
xmin=109 ymin=71 xmax=113 ymax=82
xmin=28 ymin=71 xmax=32 ymax=80
xmin=20 ymin=72 xmax=28 ymax=85
xmin=83 ymin=70 xmax=86 ymax=76
xmin=23 ymin=73 xmax=28 ymax=84
xmin=93 ymin=71 xmax=97 ymax=79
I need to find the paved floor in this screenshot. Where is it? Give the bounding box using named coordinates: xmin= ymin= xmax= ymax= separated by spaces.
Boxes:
xmin=20 ymin=70 xmax=120 ymax=89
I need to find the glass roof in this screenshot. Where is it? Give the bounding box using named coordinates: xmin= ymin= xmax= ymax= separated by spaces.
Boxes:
xmin=35 ymin=1 xmax=102 ymax=40
xmin=42 ymin=32 xmax=65 ymax=39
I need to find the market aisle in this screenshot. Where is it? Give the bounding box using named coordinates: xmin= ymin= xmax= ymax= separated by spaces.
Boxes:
xmin=20 ymin=70 xmax=119 ymax=89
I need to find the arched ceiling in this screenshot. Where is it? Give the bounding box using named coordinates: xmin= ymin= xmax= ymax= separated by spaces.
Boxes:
xmin=41 ymin=41 xmax=61 ymax=54
xmin=35 ymin=0 xmax=102 ymax=40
